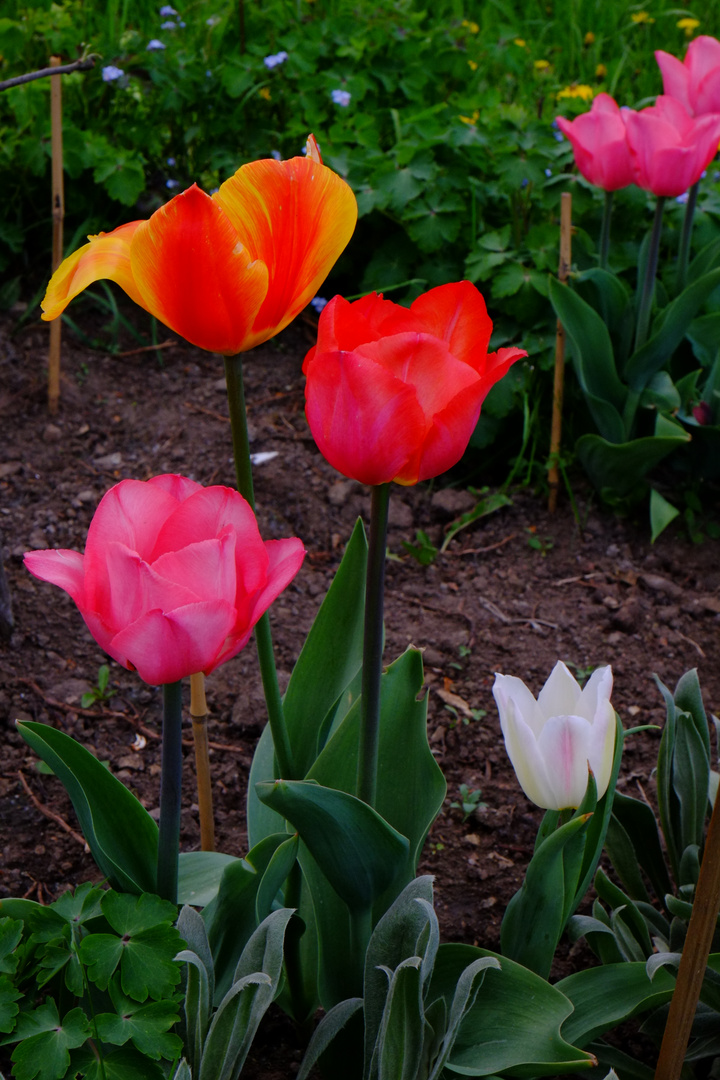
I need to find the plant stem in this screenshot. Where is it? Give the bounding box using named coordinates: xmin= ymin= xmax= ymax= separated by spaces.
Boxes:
xmin=223 ymin=353 xmax=295 ymax=781
xmin=157 ymin=680 xmax=183 ymax=904
xmin=634 ymin=196 xmax=666 ymax=353
xmin=676 ymin=180 xmax=699 ymax=296
xmin=190 ymin=672 xmax=215 ymax=851
xmin=357 ymin=483 xmax=391 ymax=808
xmin=349 ymin=906 xmax=373 ymax=996
xmin=599 ymin=189 xmax=613 ymax=271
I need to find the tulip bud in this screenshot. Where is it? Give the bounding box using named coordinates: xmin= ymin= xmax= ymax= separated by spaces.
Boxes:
xmin=493 ymin=661 xmax=615 ymax=810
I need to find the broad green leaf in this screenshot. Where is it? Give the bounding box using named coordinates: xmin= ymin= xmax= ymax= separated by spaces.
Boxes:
xmin=674 ymin=711 xmax=710 ymax=859
xmin=477 ymin=226 xmax=512 ymax=252
xmin=255 ymin=781 xmax=409 ymax=912
xmin=9 ymin=1001 xmax=89 ymax=1080
xmin=0 ymin=919 xmax=22 ymax=975
xmin=575 ymin=268 xmax=632 ymax=335
xmin=557 ymin=962 xmax=676 ymax=1046
xmin=688 ymin=235 xmax=720 ymax=284
xmin=429 ymin=944 xmax=593 ymax=1076
xmin=593 ymin=869 xmax=653 ymax=957
xmin=177 ymin=851 xmax=239 ymax=908
xmin=16 ymin=721 xmax=157 ymax=894
xmin=500 ymin=813 xmax=592 ymax=979
xmin=0 ymin=974 xmax=21 ymax=1034
xmin=604 ymin=812 xmax=651 ymax=903
xmin=247 ymin=519 xmax=367 ymax=846
xmin=79 ymin=892 xmax=183 ymax=1002
xmin=640 ymin=372 xmax=681 ymax=413
xmin=687 ymin=312 xmax=720 ymax=365
xmin=625 ymin=268 xmax=720 ymax=392
xmin=674 ymin=668 xmax=711 ymax=760
xmin=548 ymin=276 xmax=627 ymax=443
xmin=95 ymin=980 xmax=182 ymax=1059
xmin=576 ymin=417 xmax=690 ymax=500
xmin=650 ymin=488 xmax=680 ymax=543
xmin=69 ymin=1045 xmax=167 ymax=1080
xmin=254 ymin=835 xmax=299 ymax=924
xmin=202 ymin=833 xmax=291 ymax=1003
xmin=234 ymin=907 xmax=294 ymax=988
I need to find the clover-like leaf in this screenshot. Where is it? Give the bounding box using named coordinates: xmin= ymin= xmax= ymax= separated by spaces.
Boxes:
xmin=0 ymin=974 xmax=22 ymax=1034
xmin=9 ymin=1001 xmax=90 ymax=1080
xmin=50 ymin=882 xmax=105 ymax=927
xmin=0 ymin=919 xmax=22 ymax=977
xmin=70 ymin=1045 xmax=167 ymax=1080
xmin=78 ymin=892 xmax=183 ymax=1002
xmin=95 ymin=976 xmax=182 ymax=1060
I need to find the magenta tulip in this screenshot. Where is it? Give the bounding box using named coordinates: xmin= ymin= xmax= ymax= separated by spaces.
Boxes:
xmin=24 ymin=475 xmax=305 ymax=685
xmin=623 ymin=95 xmax=720 ymax=197
xmin=555 ymin=93 xmax=635 ymax=191
xmin=303 ymin=282 xmax=526 ymax=486
xmin=656 ymin=35 xmax=720 ymax=117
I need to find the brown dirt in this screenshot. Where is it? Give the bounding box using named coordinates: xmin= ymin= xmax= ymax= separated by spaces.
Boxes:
xmin=2 ymin=307 xmax=720 ymax=1077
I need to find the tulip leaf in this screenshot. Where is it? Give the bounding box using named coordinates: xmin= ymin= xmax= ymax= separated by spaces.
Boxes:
xmin=255 ymin=781 xmax=409 ymax=912
xmin=624 ymin=268 xmax=720 ymax=392
xmin=500 ymin=812 xmax=593 ymax=979
xmin=296 ymin=998 xmax=364 ymax=1080
xmin=246 ymin=520 xmax=367 ymax=846
xmin=282 ymin=517 xmax=368 ymax=777
xmin=202 ymin=832 xmax=294 ymax=1003
xmin=548 ymin=275 xmax=627 ymax=443
xmin=177 ymin=852 xmax=239 ymax=908
xmin=254 ymin=833 xmax=299 ymax=925
xmin=575 ymin=414 xmax=691 ymax=500
xmin=606 ymin=791 xmax=672 ymax=904
xmin=557 ymin=962 xmax=676 ymax=1047
xmin=688 ymin=235 xmax=720 ymax=285
xmin=428 ymin=943 xmax=593 ymax=1075
xmin=575 ymin=267 xmax=632 ymax=338
xmin=16 ymin=721 xmax=158 ymax=895
xmin=687 ymin=312 xmax=720 ymax=365
xmin=571 ymin=715 xmax=624 ymax=916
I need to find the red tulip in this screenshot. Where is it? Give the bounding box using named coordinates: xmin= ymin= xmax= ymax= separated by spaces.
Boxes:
xmin=623 ymin=95 xmax=720 ymax=197
xmin=302 ymin=282 xmax=526 ymax=486
xmin=656 ymin=35 xmax=720 ymax=116
xmin=41 ymin=137 xmax=357 ymax=355
xmin=24 ymin=475 xmax=305 ymax=685
xmin=555 ymin=93 xmax=635 ymax=191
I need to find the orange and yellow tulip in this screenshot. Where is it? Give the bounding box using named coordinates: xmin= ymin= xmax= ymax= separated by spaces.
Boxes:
xmin=42 ymin=136 xmax=357 ymax=355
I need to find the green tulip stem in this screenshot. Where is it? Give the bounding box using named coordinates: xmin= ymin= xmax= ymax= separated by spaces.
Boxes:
xmin=157 ymin=680 xmax=183 ymax=904
xmin=357 ymin=482 xmax=391 ymax=808
xmin=635 ymin=196 xmax=666 ymax=353
xmin=224 ymin=353 xmax=294 ymax=782
xmin=349 ymin=906 xmax=373 ymax=994
xmin=599 ymin=190 xmax=613 ymax=271
xmin=676 ymin=180 xmax=699 ymax=296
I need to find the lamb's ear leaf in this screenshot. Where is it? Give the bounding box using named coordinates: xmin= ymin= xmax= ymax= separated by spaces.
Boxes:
xmin=16 ymin=721 xmax=157 ymax=894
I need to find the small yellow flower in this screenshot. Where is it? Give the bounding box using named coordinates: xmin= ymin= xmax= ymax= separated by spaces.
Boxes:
xmin=513 ymin=38 xmax=526 ymax=47
xmin=557 ymin=83 xmax=595 ymax=101
xmin=259 ymin=87 xmax=271 ymax=100
xmin=534 ymin=59 xmax=550 ymax=70
xmin=459 ymin=110 xmax=480 ymax=125
xmin=631 ymin=11 xmax=655 ymax=24
xmin=584 ymin=31 xmax=595 ymax=45
xmin=596 ymin=62 xmax=607 ymax=78
xmin=462 ymin=19 xmax=480 ymax=33
xmin=677 ymin=17 xmax=700 ymax=35
xmin=468 ymin=59 xmax=478 ymax=70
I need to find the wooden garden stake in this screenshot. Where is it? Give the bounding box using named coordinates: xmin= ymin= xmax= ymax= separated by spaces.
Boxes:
xmin=190 ymin=672 xmax=215 ymax=851
xmin=48 ymin=56 xmax=64 ymax=415
xmin=654 ymin=791 xmax=720 ymax=1080
xmin=548 ymin=192 xmax=572 ymax=513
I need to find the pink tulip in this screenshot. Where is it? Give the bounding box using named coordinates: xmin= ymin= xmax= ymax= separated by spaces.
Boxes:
xmin=555 ymin=93 xmax=636 ymax=191
xmin=24 ymin=475 xmax=305 ymax=685
xmin=303 ymin=282 xmax=526 ymax=486
xmin=623 ymin=95 xmax=720 ymax=197
xmin=656 ymin=35 xmax=720 ymax=116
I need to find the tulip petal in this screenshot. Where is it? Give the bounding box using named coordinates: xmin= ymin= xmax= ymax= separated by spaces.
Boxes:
xmin=537 ymin=660 xmax=583 ymax=718
xmin=152 ymin=533 xmax=238 ymax=606
xmin=215 ymin=155 xmax=357 ymax=349
xmin=102 ymin=542 xmax=201 ymax=630
xmin=402 ymin=282 xmax=494 ymax=367
xmin=536 ymin=714 xmax=596 ymax=810
xmin=110 ymin=601 xmax=238 ymax=684
xmin=655 ymin=49 xmax=692 ymax=112
xmin=41 ymin=222 xmax=147 ymax=321
xmin=307 ymin=294 xmax=386 ymax=359
xmin=216 ymin=536 xmax=306 ymax=668
xmin=130 ymin=185 xmax=269 ymax=354
xmin=147 ymin=474 xmax=204 ymax=502
xmin=24 ymin=549 xmax=86 ymax=607
xmin=493 ymin=673 xmax=545 ymax=736
xmin=305 ymin=349 xmax=424 ymax=484
xmin=499 ymin=707 xmax=564 ymax=810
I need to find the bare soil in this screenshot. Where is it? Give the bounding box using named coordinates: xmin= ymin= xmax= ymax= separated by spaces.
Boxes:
xmin=2 ymin=308 xmax=720 ymax=1077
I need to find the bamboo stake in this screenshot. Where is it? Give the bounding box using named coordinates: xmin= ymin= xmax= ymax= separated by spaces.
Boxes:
xmin=190 ymin=672 xmax=215 ymax=851
xmin=48 ymin=56 xmax=64 ymax=415
xmin=548 ymin=192 xmax=572 ymax=513
xmin=654 ymin=791 xmax=720 ymax=1080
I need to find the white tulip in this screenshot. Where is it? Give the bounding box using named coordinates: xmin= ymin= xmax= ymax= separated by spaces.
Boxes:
xmin=492 ymin=661 xmax=615 ymax=810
